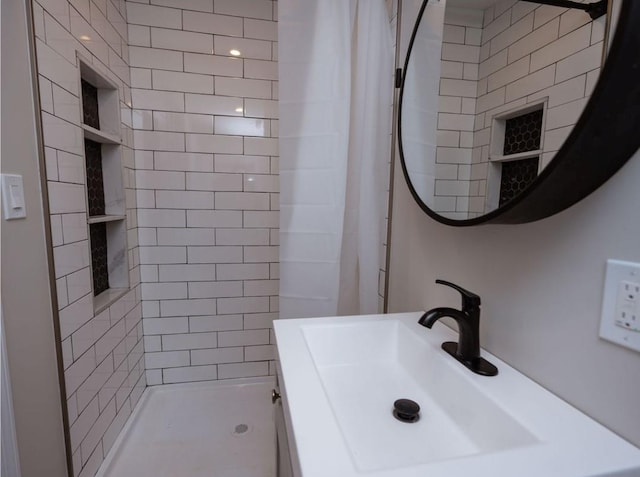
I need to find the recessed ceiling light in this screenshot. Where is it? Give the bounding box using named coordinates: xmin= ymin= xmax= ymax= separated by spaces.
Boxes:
xmin=235 ymin=107 xmax=243 ymax=113
xmin=79 ymin=35 xmax=91 ymax=41
xmin=229 ymin=49 xmax=241 ymax=56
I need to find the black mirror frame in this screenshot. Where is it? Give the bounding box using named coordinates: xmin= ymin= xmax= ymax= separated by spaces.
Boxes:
xmin=398 ymin=0 xmax=640 ymax=226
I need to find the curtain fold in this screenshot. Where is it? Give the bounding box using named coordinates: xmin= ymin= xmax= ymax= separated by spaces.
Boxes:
xmin=279 ymin=0 xmax=393 ymax=319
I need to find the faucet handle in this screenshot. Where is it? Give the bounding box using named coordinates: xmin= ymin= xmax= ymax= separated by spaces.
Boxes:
xmin=435 ymin=279 xmax=481 ymax=309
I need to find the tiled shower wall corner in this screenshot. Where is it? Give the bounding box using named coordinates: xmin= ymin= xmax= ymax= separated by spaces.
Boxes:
xmin=32 ymin=0 xmax=144 ymax=476
xmin=126 ymin=0 xmax=279 ymax=385
xmin=433 ymin=0 xmax=606 ymax=218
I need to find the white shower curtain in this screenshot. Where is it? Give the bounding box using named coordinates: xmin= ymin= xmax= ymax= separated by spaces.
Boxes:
xmin=279 ymin=0 xmax=393 ymax=319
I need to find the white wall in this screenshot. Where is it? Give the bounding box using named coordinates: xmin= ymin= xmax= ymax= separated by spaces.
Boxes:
xmin=30 ymin=0 xmax=145 ymax=475
xmin=1 ymin=0 xmax=68 ymax=475
xmin=1 ymin=315 xmax=22 ymax=477
xmin=389 ymin=135 xmax=640 ymax=447
xmin=126 ymin=0 xmax=279 ymax=385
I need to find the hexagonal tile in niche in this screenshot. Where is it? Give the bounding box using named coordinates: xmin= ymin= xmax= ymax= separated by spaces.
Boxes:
xmin=499 ymin=156 xmax=539 ymax=207
xmin=85 ymin=139 xmax=105 ymax=216
xmin=90 ymin=222 xmax=109 ymax=295
xmin=503 ymin=109 xmax=543 ymax=156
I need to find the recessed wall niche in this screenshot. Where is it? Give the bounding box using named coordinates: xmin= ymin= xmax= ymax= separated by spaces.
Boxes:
xmin=78 ymin=58 xmax=129 ymax=311
xmin=486 ymin=102 xmax=547 ymax=211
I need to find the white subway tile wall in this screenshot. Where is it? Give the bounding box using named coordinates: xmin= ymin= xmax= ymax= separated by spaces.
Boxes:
xmin=470 ymin=1 xmax=606 ymax=216
xmin=34 ymin=0 xmax=392 ymax=472
xmin=434 ymin=0 xmax=605 ymax=218
xmin=435 ymin=9 xmax=482 ymax=218
xmin=127 ymin=0 xmax=279 ymax=386
xmin=32 ymin=1 xmax=144 ymax=477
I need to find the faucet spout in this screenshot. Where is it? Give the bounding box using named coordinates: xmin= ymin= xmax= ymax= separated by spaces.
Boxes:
xmin=418 ymin=307 xmax=466 ymax=329
xmin=418 ymin=280 xmax=498 ymax=376
xmin=419 ymin=307 xmax=480 ymax=361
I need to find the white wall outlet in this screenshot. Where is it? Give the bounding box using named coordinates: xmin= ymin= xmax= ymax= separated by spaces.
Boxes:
xmin=600 ymin=260 xmax=640 ymax=353
xmin=614 ymin=281 xmax=640 ymax=331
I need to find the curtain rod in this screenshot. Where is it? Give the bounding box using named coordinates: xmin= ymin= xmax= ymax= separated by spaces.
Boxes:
xmin=521 ymin=0 xmax=607 ymax=19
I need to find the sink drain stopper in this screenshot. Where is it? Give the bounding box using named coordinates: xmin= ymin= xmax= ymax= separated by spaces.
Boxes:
xmin=393 ymin=399 xmax=420 ymax=423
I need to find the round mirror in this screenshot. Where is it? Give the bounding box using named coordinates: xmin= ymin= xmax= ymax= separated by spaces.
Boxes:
xmin=398 ymin=0 xmax=640 ymax=225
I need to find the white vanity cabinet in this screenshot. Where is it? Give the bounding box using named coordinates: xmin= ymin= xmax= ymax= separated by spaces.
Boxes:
xmin=274 ymin=367 xmax=302 ymax=477
xmin=273 ymin=313 xmax=640 ymax=477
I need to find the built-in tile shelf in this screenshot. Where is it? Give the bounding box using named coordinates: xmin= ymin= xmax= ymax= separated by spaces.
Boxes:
xmin=82 ymin=124 xmax=122 ymax=145
xmin=93 ymin=287 xmax=129 ymax=315
xmin=88 ymin=215 xmax=127 ymax=224
xmin=490 ymin=150 xmax=543 ymax=163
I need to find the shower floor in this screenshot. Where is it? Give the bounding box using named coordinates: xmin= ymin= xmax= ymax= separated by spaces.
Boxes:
xmin=96 ymin=377 xmax=276 ymax=477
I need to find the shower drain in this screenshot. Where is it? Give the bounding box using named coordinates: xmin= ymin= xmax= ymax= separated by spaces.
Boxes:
xmin=234 ymin=424 xmax=249 ymax=434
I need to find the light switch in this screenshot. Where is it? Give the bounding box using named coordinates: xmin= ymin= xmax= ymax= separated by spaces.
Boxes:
xmin=1 ymin=174 xmax=27 ymax=220
xmin=599 ymin=260 xmax=640 ymax=353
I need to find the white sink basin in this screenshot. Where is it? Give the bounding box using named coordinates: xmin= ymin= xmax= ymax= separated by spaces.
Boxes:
xmin=302 ymin=318 xmax=536 ymax=471
xmin=274 ymin=312 xmax=640 ymax=477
